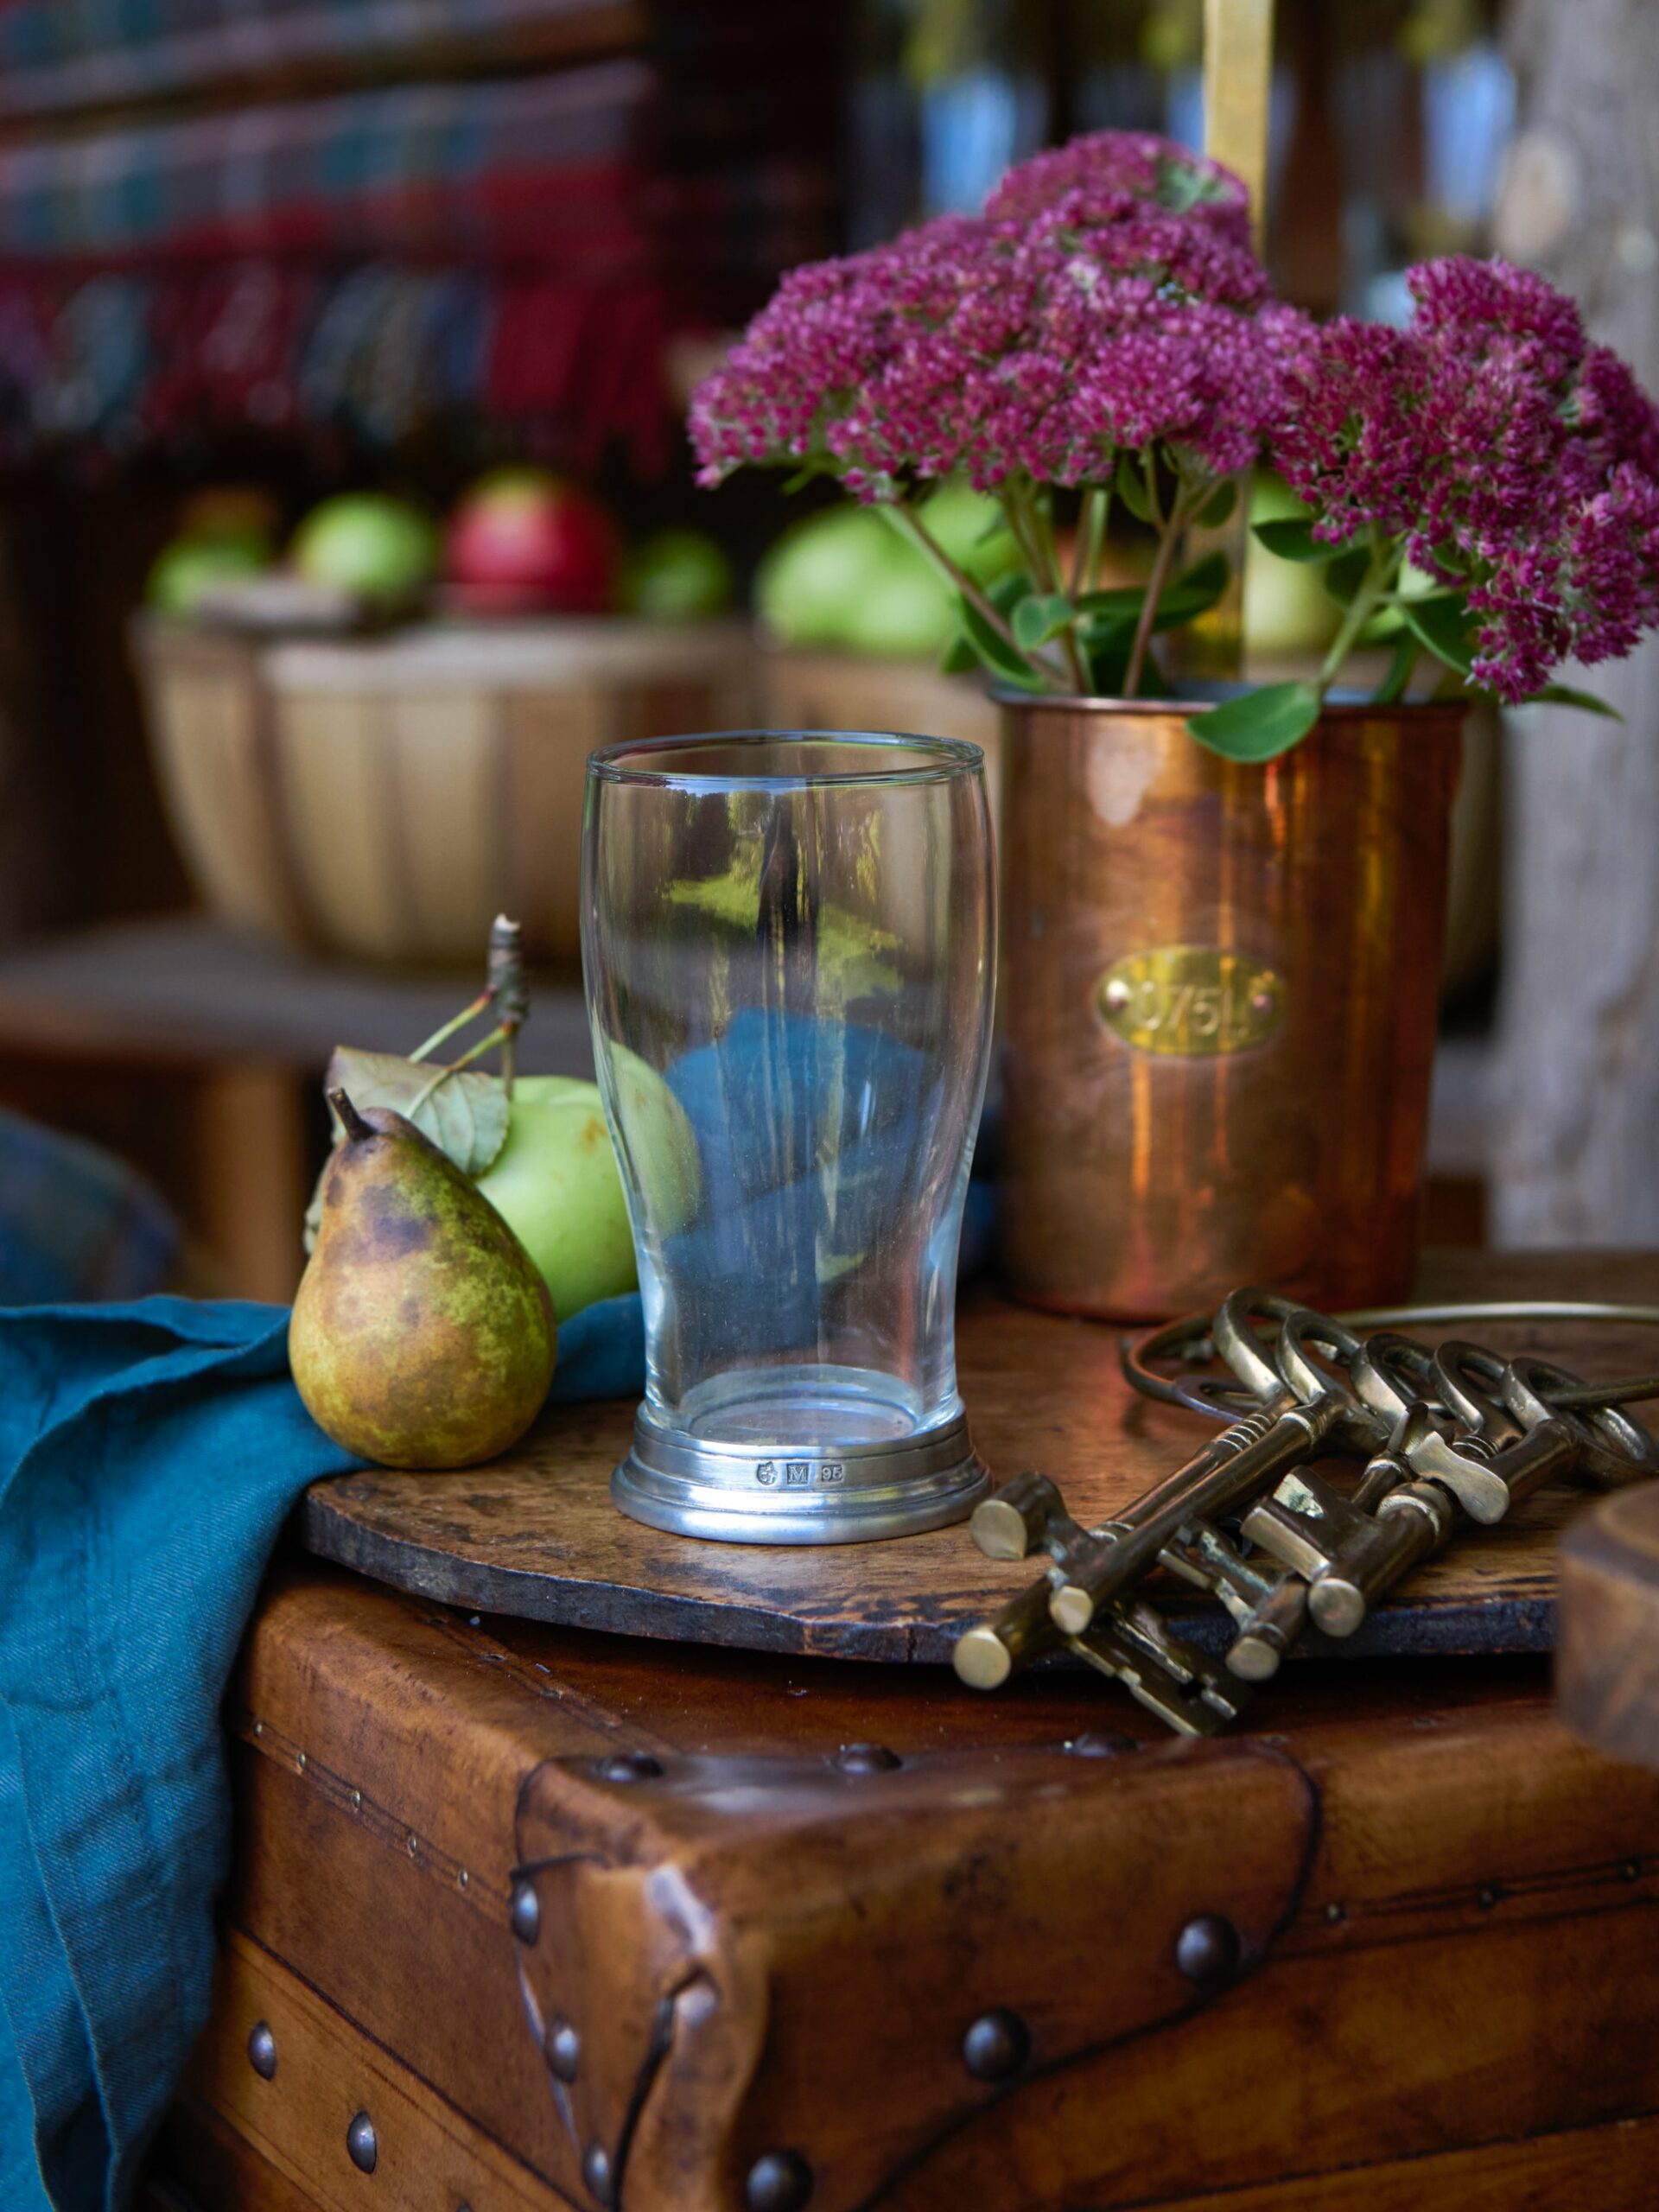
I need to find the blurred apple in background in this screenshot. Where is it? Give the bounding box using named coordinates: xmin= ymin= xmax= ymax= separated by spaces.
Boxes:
xmin=290 ymin=493 xmax=441 ymax=608
xmin=447 ymin=467 xmax=617 ymax=614
xmin=757 ymin=483 xmax=1014 ymax=658
xmin=1243 ymin=470 xmax=1340 ymax=659
xmin=147 ymin=486 xmax=278 ymax=615
xmin=147 ymin=531 xmax=271 ymax=616
xmin=620 ymin=527 xmax=733 ymax=621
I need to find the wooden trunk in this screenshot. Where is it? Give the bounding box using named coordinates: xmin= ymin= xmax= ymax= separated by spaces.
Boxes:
xmin=156 ymin=1561 xmax=1659 ymax=2211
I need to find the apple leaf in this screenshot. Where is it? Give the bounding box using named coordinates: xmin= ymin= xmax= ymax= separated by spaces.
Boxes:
xmin=323 ymin=1047 xmax=512 ymax=1178
xmin=1187 ymin=681 xmax=1322 ymax=763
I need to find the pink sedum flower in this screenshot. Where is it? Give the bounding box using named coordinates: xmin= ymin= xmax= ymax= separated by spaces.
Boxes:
xmin=690 ymin=133 xmax=1307 ymax=501
xmin=1272 ymin=254 xmax=1659 ymax=702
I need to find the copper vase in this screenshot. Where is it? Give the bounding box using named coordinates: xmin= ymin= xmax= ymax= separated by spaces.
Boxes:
xmin=997 ymin=694 xmax=1463 ymax=1319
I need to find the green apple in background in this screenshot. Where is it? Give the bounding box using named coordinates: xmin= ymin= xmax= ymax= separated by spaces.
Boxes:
xmin=912 ymin=480 xmax=1018 ymax=584
xmin=1243 ymin=470 xmax=1340 ymax=658
xmin=146 ymin=531 xmax=270 ymax=615
xmin=621 ymin=527 xmax=734 ymax=620
xmin=474 ymin=1077 xmax=639 ymax=1320
xmin=756 ymin=482 xmax=1016 ymax=657
xmin=290 ymin=493 xmax=441 ymax=607
xmin=757 ymin=505 xmax=894 ymax=647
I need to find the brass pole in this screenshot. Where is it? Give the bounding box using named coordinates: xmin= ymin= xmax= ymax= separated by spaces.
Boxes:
xmin=1202 ymin=0 xmax=1275 ymax=253
xmin=1181 ymin=0 xmax=1277 ymax=679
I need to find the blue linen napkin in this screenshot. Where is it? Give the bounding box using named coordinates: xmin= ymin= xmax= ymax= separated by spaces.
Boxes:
xmin=0 ymin=1291 xmax=642 ymax=2212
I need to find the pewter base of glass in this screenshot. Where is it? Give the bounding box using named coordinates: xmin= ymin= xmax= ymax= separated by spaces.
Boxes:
xmin=611 ymin=1399 xmax=988 ymax=1545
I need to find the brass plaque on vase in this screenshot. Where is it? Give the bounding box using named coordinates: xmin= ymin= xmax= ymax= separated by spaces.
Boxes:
xmin=1096 ymin=947 xmax=1284 ymax=1057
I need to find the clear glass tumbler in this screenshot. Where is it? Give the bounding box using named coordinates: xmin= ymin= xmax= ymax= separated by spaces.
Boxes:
xmin=582 ymin=731 xmax=995 ymax=1543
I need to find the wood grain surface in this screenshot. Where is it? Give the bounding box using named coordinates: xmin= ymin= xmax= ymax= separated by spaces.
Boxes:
xmin=152 ymin=1567 xmax=1659 ymax=2212
xmin=303 ymin=1249 xmax=1659 ymax=1666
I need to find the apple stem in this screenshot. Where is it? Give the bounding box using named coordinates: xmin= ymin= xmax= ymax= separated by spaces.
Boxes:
xmin=330 ymin=1088 xmax=374 ymax=1143
xmin=407 ymin=1024 xmax=512 ymax=1117
xmin=409 ymin=989 xmax=492 ymax=1065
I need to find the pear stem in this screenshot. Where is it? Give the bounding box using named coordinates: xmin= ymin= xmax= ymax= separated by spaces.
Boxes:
xmin=329 ymin=1088 xmax=375 ymax=1143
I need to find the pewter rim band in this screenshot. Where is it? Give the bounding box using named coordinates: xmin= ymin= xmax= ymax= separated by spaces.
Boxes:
xmin=611 ymin=1406 xmax=989 ymax=1545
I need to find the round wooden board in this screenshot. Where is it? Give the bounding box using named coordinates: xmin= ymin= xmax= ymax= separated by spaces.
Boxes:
xmin=302 ymin=1254 xmax=1659 ymax=1666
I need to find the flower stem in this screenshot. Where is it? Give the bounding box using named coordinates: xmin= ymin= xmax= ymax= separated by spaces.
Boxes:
xmin=1071 ymin=485 xmax=1108 ymax=600
xmin=1008 ymin=480 xmax=1086 ymax=687
xmin=1316 ymin=537 xmax=1399 ymax=696
xmin=1124 ymin=486 xmax=1189 ymax=700
xmin=886 ymin=500 xmax=1066 ymax=683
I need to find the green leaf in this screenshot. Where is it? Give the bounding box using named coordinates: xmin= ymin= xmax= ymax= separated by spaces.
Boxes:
xmin=323 ymin=1047 xmax=512 ymax=1177
xmin=1174 ymin=548 xmax=1229 ymax=601
xmin=1012 ymin=592 xmax=1076 ymax=651
xmin=987 ymin=568 xmax=1033 ymax=615
xmin=1322 ymin=547 xmax=1372 ymax=606
xmin=1078 ymin=549 xmax=1230 ymax=635
xmin=1116 ymin=451 xmax=1153 ymax=523
xmin=1371 ymin=632 xmax=1419 ymax=707
xmin=780 ymin=460 xmax=835 ymax=495
xmin=1084 ymin=632 xmax=1130 ymax=696
xmin=938 ymin=631 xmax=978 ymax=676
xmin=1186 ymin=682 xmax=1323 ymax=764
xmin=1197 ymin=479 xmax=1238 ymax=529
xmin=1253 ymin=518 xmax=1354 ymax=563
xmin=960 ymin=596 xmax=1043 ymax=686
xmin=1529 ymin=682 xmax=1623 ymax=720
xmin=1400 ymin=593 xmax=1476 ymax=676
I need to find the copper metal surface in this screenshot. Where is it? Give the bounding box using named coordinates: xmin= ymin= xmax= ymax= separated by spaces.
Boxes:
xmin=997 ymin=696 xmax=1462 ymax=1319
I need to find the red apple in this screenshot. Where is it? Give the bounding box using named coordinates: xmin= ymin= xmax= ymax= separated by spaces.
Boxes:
xmin=446 ymin=467 xmax=618 ymax=614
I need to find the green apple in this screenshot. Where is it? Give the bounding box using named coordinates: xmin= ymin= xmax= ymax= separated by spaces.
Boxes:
xmin=913 ymin=480 xmax=1018 ymax=584
xmin=621 ymin=527 xmax=734 ymax=620
xmin=290 ymin=493 xmax=440 ymax=607
xmin=758 ymin=505 xmax=955 ymax=656
xmin=596 ymin=1042 xmax=701 ymax=1235
xmin=757 ymin=505 xmax=893 ymax=647
xmin=474 ymin=1077 xmax=637 ymax=1320
xmin=147 ymin=531 xmax=270 ymax=614
xmin=1244 ymin=470 xmax=1340 ymax=658
xmin=757 ymin=484 xmax=1017 ymax=657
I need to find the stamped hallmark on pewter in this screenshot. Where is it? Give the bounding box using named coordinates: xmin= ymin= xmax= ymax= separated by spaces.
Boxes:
xmin=755 ymin=1459 xmax=845 ymax=1486
xmin=1098 ymin=946 xmax=1285 ymax=1057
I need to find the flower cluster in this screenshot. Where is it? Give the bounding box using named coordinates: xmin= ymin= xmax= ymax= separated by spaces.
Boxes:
xmin=982 ymin=130 xmax=1251 ymax=242
xmin=1271 ymin=255 xmax=1659 ymax=700
xmin=690 ymin=132 xmax=1306 ymax=499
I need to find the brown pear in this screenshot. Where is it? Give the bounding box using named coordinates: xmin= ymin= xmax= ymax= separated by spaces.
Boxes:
xmin=292 ymin=1090 xmax=556 ymax=1468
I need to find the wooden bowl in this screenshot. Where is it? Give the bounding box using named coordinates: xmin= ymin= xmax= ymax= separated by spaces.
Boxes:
xmin=132 ymin=615 xmax=757 ymax=967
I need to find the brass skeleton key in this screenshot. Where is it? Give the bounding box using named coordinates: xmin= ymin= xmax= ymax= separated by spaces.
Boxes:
xmin=956 ymin=1472 xmax=1252 ymax=1730
xmin=952 ymin=1291 xmax=1659 ymax=1735
xmin=1046 ymin=1392 xmax=1344 ymax=1636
